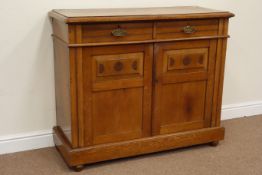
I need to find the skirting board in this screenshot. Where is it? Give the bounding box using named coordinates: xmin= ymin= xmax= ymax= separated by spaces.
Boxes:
xmin=1 ymin=101 xmax=262 ymax=155
xmin=0 ymin=130 xmax=54 ymax=155
xmin=221 ymin=101 xmax=262 ymax=120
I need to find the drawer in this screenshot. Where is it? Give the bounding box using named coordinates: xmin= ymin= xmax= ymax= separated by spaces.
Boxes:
xmin=82 ymin=22 xmax=153 ymax=43
xmin=155 ymin=19 xmax=219 ymax=39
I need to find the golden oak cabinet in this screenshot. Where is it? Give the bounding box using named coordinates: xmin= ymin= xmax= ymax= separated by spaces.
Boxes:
xmin=49 ymin=6 xmax=234 ymax=171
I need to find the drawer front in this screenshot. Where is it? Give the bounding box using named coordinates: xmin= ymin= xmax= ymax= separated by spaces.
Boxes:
xmin=93 ymin=53 xmax=143 ymax=79
xmin=82 ymin=22 xmax=153 ymax=43
xmin=155 ymin=19 xmax=219 ymax=39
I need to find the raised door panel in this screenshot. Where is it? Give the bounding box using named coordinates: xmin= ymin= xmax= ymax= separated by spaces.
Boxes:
xmin=82 ymin=44 xmax=153 ymax=146
xmin=153 ymin=40 xmax=217 ymax=135
xmin=92 ymin=88 xmax=143 ymax=144
xmin=94 ymin=53 xmax=143 ymax=78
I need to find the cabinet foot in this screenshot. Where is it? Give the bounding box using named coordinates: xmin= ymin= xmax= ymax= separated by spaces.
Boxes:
xmin=209 ymin=141 xmax=219 ymax=146
xmin=72 ymin=165 xmax=84 ymax=172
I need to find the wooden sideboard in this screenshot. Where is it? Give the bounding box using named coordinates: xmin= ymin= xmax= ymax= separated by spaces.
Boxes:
xmin=49 ymin=6 xmax=234 ymax=171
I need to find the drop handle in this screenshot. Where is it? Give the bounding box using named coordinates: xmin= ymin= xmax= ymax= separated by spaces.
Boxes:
xmin=111 ymin=28 xmax=128 ymax=37
xmin=183 ymin=26 xmax=196 ymax=34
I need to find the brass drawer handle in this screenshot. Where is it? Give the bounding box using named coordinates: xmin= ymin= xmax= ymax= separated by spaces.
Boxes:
xmin=111 ymin=28 xmax=127 ymax=37
xmin=183 ymin=26 xmax=196 ymax=34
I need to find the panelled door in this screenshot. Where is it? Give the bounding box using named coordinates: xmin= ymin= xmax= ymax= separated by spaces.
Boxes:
xmin=152 ymin=40 xmax=217 ymax=135
xmin=82 ymin=44 xmax=153 ymax=146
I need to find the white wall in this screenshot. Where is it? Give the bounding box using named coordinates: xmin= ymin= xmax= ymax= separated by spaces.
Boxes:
xmin=0 ymin=1 xmax=262 ymax=138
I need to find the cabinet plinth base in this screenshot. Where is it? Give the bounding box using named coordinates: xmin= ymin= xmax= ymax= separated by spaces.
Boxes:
xmin=53 ymin=126 xmax=225 ymax=167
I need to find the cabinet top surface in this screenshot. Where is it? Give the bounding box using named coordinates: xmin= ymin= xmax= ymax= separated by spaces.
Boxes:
xmin=49 ymin=6 xmax=234 ymax=23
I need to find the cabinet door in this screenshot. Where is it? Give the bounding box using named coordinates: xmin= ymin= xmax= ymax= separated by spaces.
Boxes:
xmin=82 ymin=44 xmax=153 ymax=145
xmin=153 ymin=40 xmax=217 ymax=135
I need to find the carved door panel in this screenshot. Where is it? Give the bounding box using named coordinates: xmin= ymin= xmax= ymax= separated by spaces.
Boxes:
xmin=153 ymin=40 xmax=217 ymax=135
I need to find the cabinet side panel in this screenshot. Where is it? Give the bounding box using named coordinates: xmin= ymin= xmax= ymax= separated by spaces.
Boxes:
xmin=216 ymin=19 xmax=229 ymax=126
xmin=212 ymin=18 xmax=229 ymax=127
xmin=54 ymin=38 xmax=72 ymax=145
xmin=52 ymin=19 xmax=69 ymax=43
